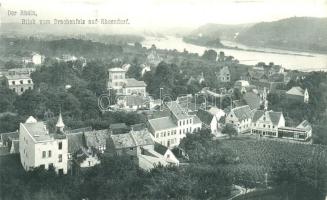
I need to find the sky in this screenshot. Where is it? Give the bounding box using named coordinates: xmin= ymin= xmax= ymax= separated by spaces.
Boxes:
xmin=0 ymin=0 xmax=326 ymax=29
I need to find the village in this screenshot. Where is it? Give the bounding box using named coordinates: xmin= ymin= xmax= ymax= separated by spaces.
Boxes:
xmin=0 ymin=45 xmax=314 ymax=173
xmin=0 ymin=35 xmax=326 ymax=200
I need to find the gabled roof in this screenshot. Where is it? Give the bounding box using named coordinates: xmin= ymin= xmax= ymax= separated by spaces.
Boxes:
xmin=148 ymin=117 xmax=177 ymax=132
xmin=252 ymin=110 xmax=283 ymax=125
xmin=231 ymin=105 xmax=252 ymax=121
xmin=154 ymin=142 xmax=168 ymax=155
xmin=84 ymin=129 xmax=108 ymax=148
xmin=286 ymin=87 xmax=304 ymax=96
xmin=166 ymin=101 xmax=190 ymax=120
xmin=243 ymin=92 xmax=261 ymax=110
xmin=297 ymin=120 xmax=312 ymax=131
xmin=111 ymin=129 xmax=154 ymax=149
xmin=22 ymin=119 xmax=53 ymax=142
xmin=125 ymin=78 xmax=147 ymax=87
xmin=196 ymin=109 xmax=215 ymax=126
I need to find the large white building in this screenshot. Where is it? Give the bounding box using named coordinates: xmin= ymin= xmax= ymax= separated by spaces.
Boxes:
xmin=251 ymin=110 xmax=285 ymax=137
xmin=19 ymin=116 xmax=68 ymax=174
xmin=147 ymin=101 xmax=202 ymax=147
xmin=226 ymin=105 xmax=253 ymax=134
xmin=108 ymin=67 xmax=147 ymax=96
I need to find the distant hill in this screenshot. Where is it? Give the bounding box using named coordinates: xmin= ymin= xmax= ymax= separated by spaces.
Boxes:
xmin=186 ymin=23 xmax=251 ymax=40
xmin=236 ymin=17 xmax=327 ymax=53
xmin=182 ymin=23 xmax=251 ymax=48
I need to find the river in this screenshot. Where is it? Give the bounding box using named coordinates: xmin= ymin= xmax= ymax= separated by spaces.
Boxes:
xmin=141 ymin=36 xmax=327 ymax=72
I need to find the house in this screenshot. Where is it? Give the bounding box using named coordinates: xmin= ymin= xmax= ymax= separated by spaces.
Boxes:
xmin=251 ymin=110 xmax=285 ymax=137
xmin=23 ymin=52 xmax=43 ymax=65
xmin=108 ymin=67 xmax=147 ymax=96
xmin=207 ymin=107 xmax=225 ymax=121
xmin=84 ymin=129 xmax=108 ymax=153
xmin=124 ymin=78 xmax=147 ymax=96
xmin=19 ymin=116 xmax=68 ymax=174
xmin=109 ymin=129 xmax=177 ymax=171
xmin=225 ymin=105 xmax=253 ymax=134
xmin=147 ymin=101 xmax=202 ymax=147
xmin=108 ymin=67 xmax=126 ymax=94
xmin=6 ymin=74 xmax=33 ymax=95
xmin=146 ymin=49 xmax=162 ymax=67
xmin=217 ymin=66 xmax=231 ymax=82
xmin=108 ymin=129 xmax=155 ymax=157
xmin=154 ymin=143 xmax=179 ymax=166
xmin=234 ymin=80 xmax=251 ymax=94
xmin=286 ymin=87 xmax=309 ymax=103
xmin=196 ymin=109 xmax=220 ymax=136
xmin=74 ymin=147 xmax=101 ymax=168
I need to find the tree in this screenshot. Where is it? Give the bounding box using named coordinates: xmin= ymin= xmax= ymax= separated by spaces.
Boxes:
xmin=126 ymin=58 xmax=142 ymax=80
xmin=218 ymin=51 xmax=225 ymax=62
xmin=202 ymin=49 xmax=217 ymax=61
xmin=222 ymin=124 xmax=238 ymax=138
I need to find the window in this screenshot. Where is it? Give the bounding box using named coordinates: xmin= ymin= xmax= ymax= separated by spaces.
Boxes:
xmin=28 ymin=80 xmax=31 ymax=84
xmin=20 ymin=80 xmax=23 ymax=84
xmin=42 ymin=151 xmax=46 ymax=158
xmin=58 ymin=142 xmax=62 ymax=150
xmin=12 ymin=81 xmax=15 ymax=85
xmin=48 ymin=150 xmax=52 ymax=158
xmin=58 ymin=154 xmax=62 ymax=162
xmin=21 ymin=88 xmax=24 ymax=92
xmin=130 ymin=147 xmax=134 ymax=150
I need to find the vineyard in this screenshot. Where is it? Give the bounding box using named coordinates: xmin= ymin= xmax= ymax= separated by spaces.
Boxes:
xmin=219 ymin=139 xmax=327 ymax=184
xmin=182 ymin=135 xmax=327 ymax=197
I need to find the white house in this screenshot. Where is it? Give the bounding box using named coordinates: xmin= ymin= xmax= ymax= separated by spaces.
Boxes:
xmin=19 ymin=116 xmax=68 ymax=174
xmin=251 ymin=110 xmax=285 ymax=137
xmin=23 ymin=52 xmax=42 ymax=65
xmin=154 ymin=143 xmax=179 ymax=166
xmin=226 ymin=105 xmax=253 ymax=134
xmin=108 ymin=67 xmax=126 ymax=94
xmin=147 ymin=101 xmax=202 ymax=147
xmin=108 ymin=67 xmax=147 ymax=96
xmin=196 ymin=109 xmax=220 ymax=136
xmin=286 ymin=87 xmax=309 ymax=103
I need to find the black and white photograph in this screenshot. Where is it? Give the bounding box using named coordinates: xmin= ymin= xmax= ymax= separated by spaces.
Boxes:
xmin=0 ymin=0 xmax=327 ymax=199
